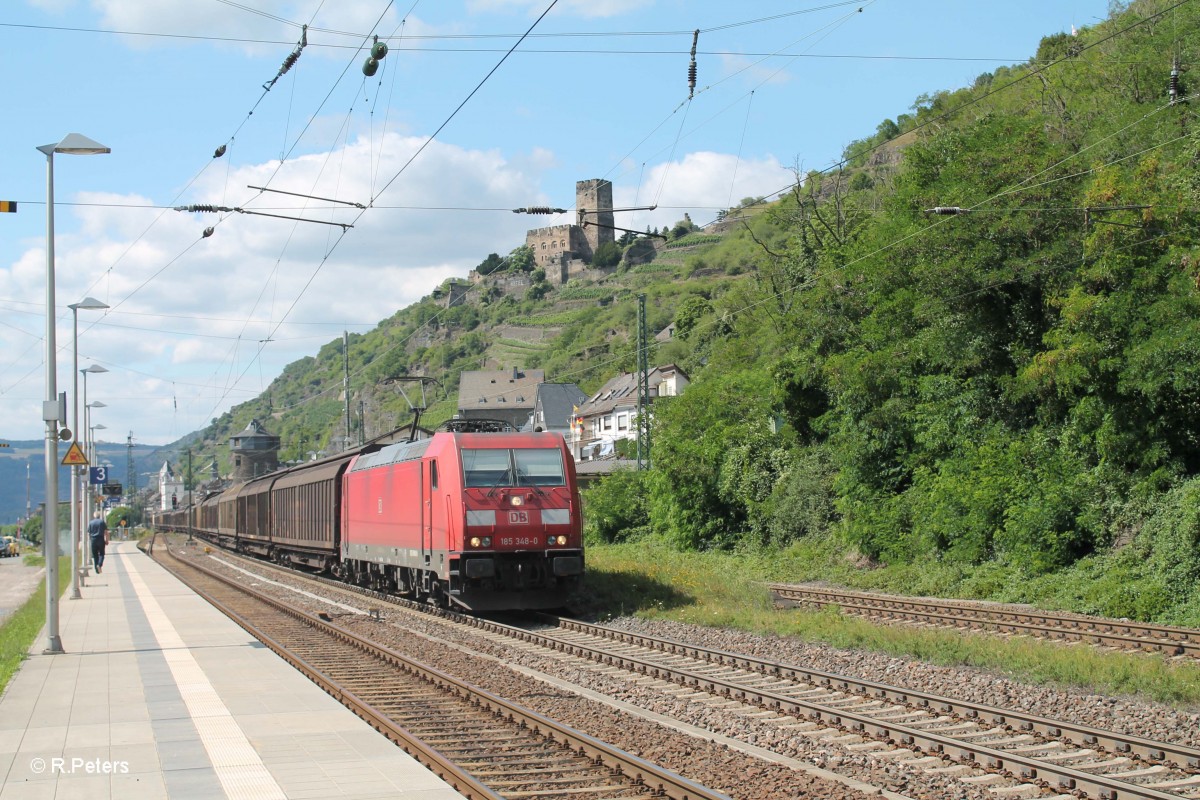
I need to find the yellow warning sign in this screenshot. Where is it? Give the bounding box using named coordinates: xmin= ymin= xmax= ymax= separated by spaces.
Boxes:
xmin=61 ymin=442 xmax=89 ymax=466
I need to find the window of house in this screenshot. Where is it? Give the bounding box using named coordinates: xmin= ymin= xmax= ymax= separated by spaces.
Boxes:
xmin=602 ymin=417 xmax=612 ymax=431
xmin=617 ymin=414 xmax=628 ymax=430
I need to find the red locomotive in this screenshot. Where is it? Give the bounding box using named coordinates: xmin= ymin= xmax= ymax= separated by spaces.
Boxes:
xmin=153 ymin=426 xmax=584 ymax=611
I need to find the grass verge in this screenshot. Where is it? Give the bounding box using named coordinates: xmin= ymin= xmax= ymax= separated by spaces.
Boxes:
xmin=0 ymin=556 xmax=70 ymax=695
xmin=576 ymin=541 xmax=1200 ymax=708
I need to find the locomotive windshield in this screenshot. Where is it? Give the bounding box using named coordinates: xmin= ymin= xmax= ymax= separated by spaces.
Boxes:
xmin=462 ymin=448 xmax=566 ymax=488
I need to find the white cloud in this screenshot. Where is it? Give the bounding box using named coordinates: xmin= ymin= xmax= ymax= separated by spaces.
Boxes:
xmin=90 ymin=1 xmax=406 ymax=56
xmin=614 ymin=151 xmax=789 ymax=233
xmin=0 ymin=130 xmax=556 ymax=444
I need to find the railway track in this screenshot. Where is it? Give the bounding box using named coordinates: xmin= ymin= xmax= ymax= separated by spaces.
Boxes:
xmin=160 ymin=535 xmax=1200 ymax=799
xmin=519 ymin=617 xmax=1200 ymax=800
xmin=769 ymin=583 xmax=1200 ymax=658
xmin=153 ymin=540 xmax=732 ymax=800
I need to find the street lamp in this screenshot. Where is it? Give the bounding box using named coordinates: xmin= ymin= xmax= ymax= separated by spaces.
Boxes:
xmin=88 ymin=424 xmax=107 ymax=467
xmin=68 ymin=299 xmax=108 ymax=600
xmin=82 ymin=389 xmax=106 ymax=578
xmin=38 ymin=132 xmax=110 ymax=654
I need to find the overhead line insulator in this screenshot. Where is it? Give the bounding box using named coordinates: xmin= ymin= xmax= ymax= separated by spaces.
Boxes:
xmin=687 ymin=29 xmax=699 ymax=100
xmin=174 ymin=204 xmax=229 ymax=213
xmin=364 ymin=34 xmax=389 ymax=77
xmin=264 ymin=24 xmax=308 ymax=91
xmin=513 ymin=206 xmax=568 ymax=215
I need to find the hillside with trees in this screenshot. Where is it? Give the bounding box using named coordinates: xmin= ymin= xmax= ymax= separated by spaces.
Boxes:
xmin=172 ymin=0 xmax=1200 ymax=624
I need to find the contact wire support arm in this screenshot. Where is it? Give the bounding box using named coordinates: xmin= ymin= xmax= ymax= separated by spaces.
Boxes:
xmin=174 ymin=204 xmax=353 ymax=230
xmin=580 ymin=220 xmax=667 ymax=240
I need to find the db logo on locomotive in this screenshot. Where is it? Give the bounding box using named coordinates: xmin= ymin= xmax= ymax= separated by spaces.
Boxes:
xmin=508 ymin=510 xmax=529 ymax=524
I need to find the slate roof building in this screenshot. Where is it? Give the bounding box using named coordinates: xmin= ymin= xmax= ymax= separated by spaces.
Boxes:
xmin=524 ymin=382 xmax=587 ymax=436
xmin=572 ymin=364 xmax=688 ymax=461
xmin=229 ymin=418 xmax=281 ymax=480
xmin=456 ymin=367 xmax=545 ymax=431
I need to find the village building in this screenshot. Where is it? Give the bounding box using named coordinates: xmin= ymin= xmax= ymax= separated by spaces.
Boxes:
xmin=157 ymin=462 xmax=185 ymax=511
xmin=523 ymin=382 xmax=587 ymax=437
xmin=571 ymin=365 xmax=689 ymax=461
xmin=456 ymin=367 xmax=545 ymax=431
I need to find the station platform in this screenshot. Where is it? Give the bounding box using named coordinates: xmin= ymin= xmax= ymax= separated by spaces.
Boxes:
xmin=0 ymin=540 xmax=464 ymax=800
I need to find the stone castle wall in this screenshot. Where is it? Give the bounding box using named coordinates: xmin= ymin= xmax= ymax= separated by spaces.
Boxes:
xmin=523 ymin=179 xmax=614 ymax=280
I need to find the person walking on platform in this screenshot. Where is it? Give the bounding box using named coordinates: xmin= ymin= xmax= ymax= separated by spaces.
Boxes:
xmin=87 ymin=511 xmax=109 ymax=573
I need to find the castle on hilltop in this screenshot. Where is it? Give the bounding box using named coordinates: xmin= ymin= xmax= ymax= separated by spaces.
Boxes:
xmin=463 ymin=178 xmax=621 ymax=296
xmin=523 ymin=178 xmax=615 ymax=285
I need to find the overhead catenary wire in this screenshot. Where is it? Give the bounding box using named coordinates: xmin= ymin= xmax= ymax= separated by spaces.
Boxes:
xmin=194 ymin=0 xmax=563 ymax=427
xmin=6 ymin=3 xmax=1182 ymax=438
xmin=3 ymin=21 xmax=1109 ymax=63
xmin=724 ymin=0 xmax=1195 ymax=227
xmin=597 ymin=3 xmax=871 ymax=213
xmin=223 ymin=1 xmax=1180 ymax=431
xmin=0 ymin=1 xmax=347 ymax=408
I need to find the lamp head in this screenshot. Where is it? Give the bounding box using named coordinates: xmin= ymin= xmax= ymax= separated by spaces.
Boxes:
xmin=37 ymin=133 xmax=110 ymax=157
xmin=82 ymin=364 xmax=108 ymax=375
xmin=69 ymin=296 xmax=109 ymax=312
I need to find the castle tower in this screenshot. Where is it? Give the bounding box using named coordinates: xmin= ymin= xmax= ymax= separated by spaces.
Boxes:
xmin=576 ymin=179 xmax=614 ymax=258
xmin=229 ymin=418 xmax=280 ymax=480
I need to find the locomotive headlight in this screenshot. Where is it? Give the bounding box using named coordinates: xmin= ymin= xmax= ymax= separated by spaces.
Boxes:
xmin=556 ymin=535 xmax=568 ymax=545
xmin=482 ymin=536 xmax=492 ymax=547
xmin=470 ymin=537 xmax=481 ymax=547
xmin=468 ymin=536 xmax=493 ymax=548
xmin=510 ymin=495 xmax=523 ymax=507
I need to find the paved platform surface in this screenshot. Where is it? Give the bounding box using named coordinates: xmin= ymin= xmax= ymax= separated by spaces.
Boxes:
xmin=0 ymin=541 xmax=464 ymax=799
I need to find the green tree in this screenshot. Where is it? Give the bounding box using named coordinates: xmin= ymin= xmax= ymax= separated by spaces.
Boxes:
xmin=508 ymin=245 xmax=535 ymax=272
xmin=107 ymin=507 xmax=136 ymax=537
xmin=673 ymin=296 xmax=711 ymax=340
xmin=592 ymin=241 xmax=621 ymax=268
xmin=476 ymin=252 xmax=504 ymax=275
xmin=21 ymin=514 xmax=42 ymax=547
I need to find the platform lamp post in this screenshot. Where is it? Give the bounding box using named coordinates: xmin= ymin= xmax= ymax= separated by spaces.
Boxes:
xmin=68 ymin=299 xmax=109 ymax=600
xmin=38 ymin=132 xmax=111 ymax=654
xmin=82 ymin=389 xmax=107 ymax=578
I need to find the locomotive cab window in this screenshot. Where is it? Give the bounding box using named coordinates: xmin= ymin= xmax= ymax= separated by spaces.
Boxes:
xmin=462 ymin=448 xmax=565 ymax=488
xmin=430 ymin=460 xmax=439 ymax=490
xmin=514 ymin=449 xmax=565 ymax=487
xmin=463 ymin=449 xmax=511 ymax=488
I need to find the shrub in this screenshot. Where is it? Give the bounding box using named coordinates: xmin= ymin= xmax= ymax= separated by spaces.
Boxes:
xmin=583 ymin=468 xmax=651 ymax=544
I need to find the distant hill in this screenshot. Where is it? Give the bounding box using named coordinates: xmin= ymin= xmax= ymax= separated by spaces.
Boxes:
xmin=163 ymin=213 xmax=758 ymax=468
xmin=0 ymin=439 xmax=165 ymax=524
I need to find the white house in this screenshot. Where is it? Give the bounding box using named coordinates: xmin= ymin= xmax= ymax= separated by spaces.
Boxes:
xmin=158 ymin=462 xmax=185 ymax=511
xmin=570 ymin=364 xmax=689 ymax=461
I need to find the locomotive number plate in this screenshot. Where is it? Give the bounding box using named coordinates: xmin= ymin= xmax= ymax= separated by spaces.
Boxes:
xmin=508 ymin=510 xmax=529 ymax=524
xmin=500 ymin=536 xmax=538 ymax=546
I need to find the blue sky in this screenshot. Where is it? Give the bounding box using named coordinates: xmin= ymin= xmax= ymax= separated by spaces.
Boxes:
xmin=0 ymin=0 xmax=1109 ymax=447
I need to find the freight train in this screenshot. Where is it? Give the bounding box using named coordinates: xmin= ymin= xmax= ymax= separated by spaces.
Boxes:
xmin=152 ymin=425 xmax=584 ymax=611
